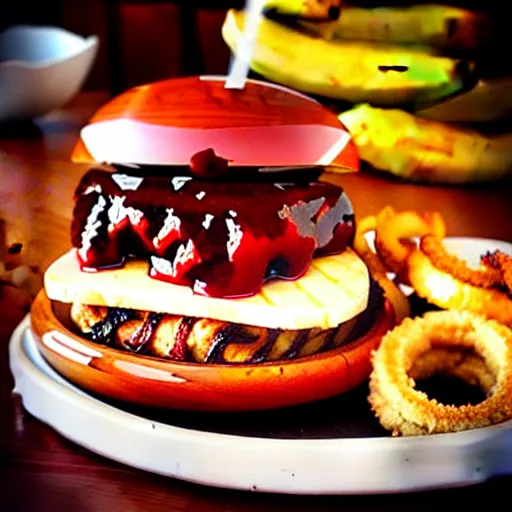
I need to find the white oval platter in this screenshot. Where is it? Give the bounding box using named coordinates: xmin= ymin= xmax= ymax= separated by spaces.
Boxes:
xmin=8 ymin=319 xmax=512 ymax=495
xmin=8 ymin=236 xmax=512 ymax=495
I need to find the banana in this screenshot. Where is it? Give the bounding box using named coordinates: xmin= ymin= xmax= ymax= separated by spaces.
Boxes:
xmin=300 ymin=4 xmax=493 ymax=50
xmin=262 ymin=0 xmax=342 ymax=20
xmin=222 ymin=9 xmax=473 ymax=107
xmin=338 ymin=103 xmax=512 ymax=184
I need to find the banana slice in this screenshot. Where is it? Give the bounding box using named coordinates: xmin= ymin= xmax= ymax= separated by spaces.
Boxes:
xmin=339 ymin=103 xmax=512 ymax=184
xmin=44 ymin=248 xmax=369 ymax=330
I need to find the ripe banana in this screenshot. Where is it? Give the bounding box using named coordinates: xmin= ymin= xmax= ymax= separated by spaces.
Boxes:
xmin=222 ymin=9 xmax=473 ymax=107
xmin=300 ymin=4 xmax=493 ymax=50
xmin=262 ymin=0 xmax=342 ymax=20
xmin=339 ymin=103 xmax=512 ymax=184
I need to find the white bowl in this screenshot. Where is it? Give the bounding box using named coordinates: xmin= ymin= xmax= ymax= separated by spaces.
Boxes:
xmin=0 ymin=25 xmax=99 ymax=121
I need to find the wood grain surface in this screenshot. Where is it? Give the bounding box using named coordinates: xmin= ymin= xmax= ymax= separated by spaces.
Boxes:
xmin=81 ymin=77 xmax=345 ymax=128
xmin=28 ymin=289 xmax=394 ymax=412
xmin=1 ymin=92 xmax=512 ymax=511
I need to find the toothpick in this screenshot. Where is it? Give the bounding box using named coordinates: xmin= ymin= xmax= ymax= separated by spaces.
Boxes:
xmin=225 ymin=0 xmax=265 ymax=90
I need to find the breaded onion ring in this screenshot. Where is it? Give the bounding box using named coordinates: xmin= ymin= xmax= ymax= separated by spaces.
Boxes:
xmin=482 ymin=250 xmax=512 ymax=295
xmin=374 ymin=207 xmax=446 ymax=275
xmin=406 ymin=249 xmax=512 ymax=328
xmin=369 ymin=310 xmax=512 ymax=436
xmin=420 ymin=235 xmax=503 ymax=289
xmin=353 ymin=215 xmax=411 ymax=322
xmin=353 ymin=215 xmax=389 ymax=276
xmin=422 ymin=212 xmax=447 ymax=241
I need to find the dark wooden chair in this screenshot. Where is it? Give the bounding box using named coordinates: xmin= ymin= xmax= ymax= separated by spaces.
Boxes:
xmin=104 ymin=0 xmax=245 ymax=95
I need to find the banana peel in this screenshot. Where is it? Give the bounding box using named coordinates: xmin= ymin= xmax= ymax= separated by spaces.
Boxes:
xmin=300 ymin=4 xmax=493 ymax=51
xmin=222 ymin=9 xmax=474 ymax=108
xmin=339 ymin=103 xmax=512 ymax=184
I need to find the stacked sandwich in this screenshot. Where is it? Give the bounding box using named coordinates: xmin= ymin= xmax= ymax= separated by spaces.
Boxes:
xmin=38 ymin=76 xmax=393 ymax=376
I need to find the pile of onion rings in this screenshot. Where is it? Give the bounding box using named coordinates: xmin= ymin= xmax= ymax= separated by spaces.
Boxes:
xmin=354 ymin=206 xmax=512 ymax=328
xmin=353 ymin=214 xmax=411 ymax=322
xmin=373 ymin=206 xmax=446 ymax=277
xmin=354 ymin=206 xmax=512 ymax=435
xmin=353 ymin=206 xmax=446 ymax=322
xmin=369 ymin=310 xmax=512 ymax=436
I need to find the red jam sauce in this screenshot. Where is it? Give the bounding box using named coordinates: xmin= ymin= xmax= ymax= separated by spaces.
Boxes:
xmin=71 ymin=168 xmax=355 ymax=298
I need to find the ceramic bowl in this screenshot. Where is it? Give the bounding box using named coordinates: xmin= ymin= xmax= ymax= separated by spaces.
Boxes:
xmin=0 ymin=25 xmax=99 ymax=121
xmin=29 ymin=290 xmax=395 ymax=412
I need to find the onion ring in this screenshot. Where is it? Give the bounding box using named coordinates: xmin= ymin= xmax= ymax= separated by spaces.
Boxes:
xmin=353 ymin=215 xmax=411 ymax=322
xmin=374 ymin=207 xmax=446 ymax=275
xmin=353 ymin=215 xmax=389 ymax=276
xmin=406 ymin=249 xmax=512 ymax=328
xmin=482 ymin=250 xmax=512 ymax=295
xmin=422 ymin=212 xmax=447 ymax=240
xmin=369 ymin=310 xmax=512 ymax=436
xmin=420 ymin=235 xmax=503 ymax=289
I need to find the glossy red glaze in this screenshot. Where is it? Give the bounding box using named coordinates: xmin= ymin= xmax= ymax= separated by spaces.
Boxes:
xmin=71 ymin=169 xmax=355 ymax=298
xmin=29 ymin=290 xmax=396 ymax=412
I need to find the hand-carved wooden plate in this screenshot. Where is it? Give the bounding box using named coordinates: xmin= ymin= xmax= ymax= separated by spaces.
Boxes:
xmin=28 ymin=290 xmax=395 ymax=412
xmin=71 ymin=75 xmax=359 ymax=169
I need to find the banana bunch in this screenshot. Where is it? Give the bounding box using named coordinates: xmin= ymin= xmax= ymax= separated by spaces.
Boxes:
xmin=222 ymin=8 xmax=472 ymax=108
xmin=300 ymin=4 xmax=492 ymax=50
xmin=339 ymin=103 xmax=512 ymax=184
xmin=221 ymin=3 xmax=512 ymax=183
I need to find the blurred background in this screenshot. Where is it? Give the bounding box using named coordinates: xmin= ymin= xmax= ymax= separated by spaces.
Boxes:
xmin=3 ymin=0 xmax=512 ymax=185
xmin=2 ymin=0 xmax=510 ymax=96
xmin=1 ymin=0 xmax=511 ymax=296
xmin=2 ymin=1 xmax=246 ymax=95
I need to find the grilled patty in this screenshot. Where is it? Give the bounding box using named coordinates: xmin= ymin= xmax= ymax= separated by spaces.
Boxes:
xmin=70 ymin=279 xmax=383 ymax=364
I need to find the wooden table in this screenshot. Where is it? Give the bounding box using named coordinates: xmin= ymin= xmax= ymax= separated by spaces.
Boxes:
xmin=1 ymin=92 xmax=512 ymax=510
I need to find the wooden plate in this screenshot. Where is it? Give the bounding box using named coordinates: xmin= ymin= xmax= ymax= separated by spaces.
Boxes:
xmin=29 ymin=290 xmax=395 ymax=412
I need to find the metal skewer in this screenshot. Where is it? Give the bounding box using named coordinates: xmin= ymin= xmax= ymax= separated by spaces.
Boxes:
xmin=224 ymin=0 xmax=265 ymax=90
